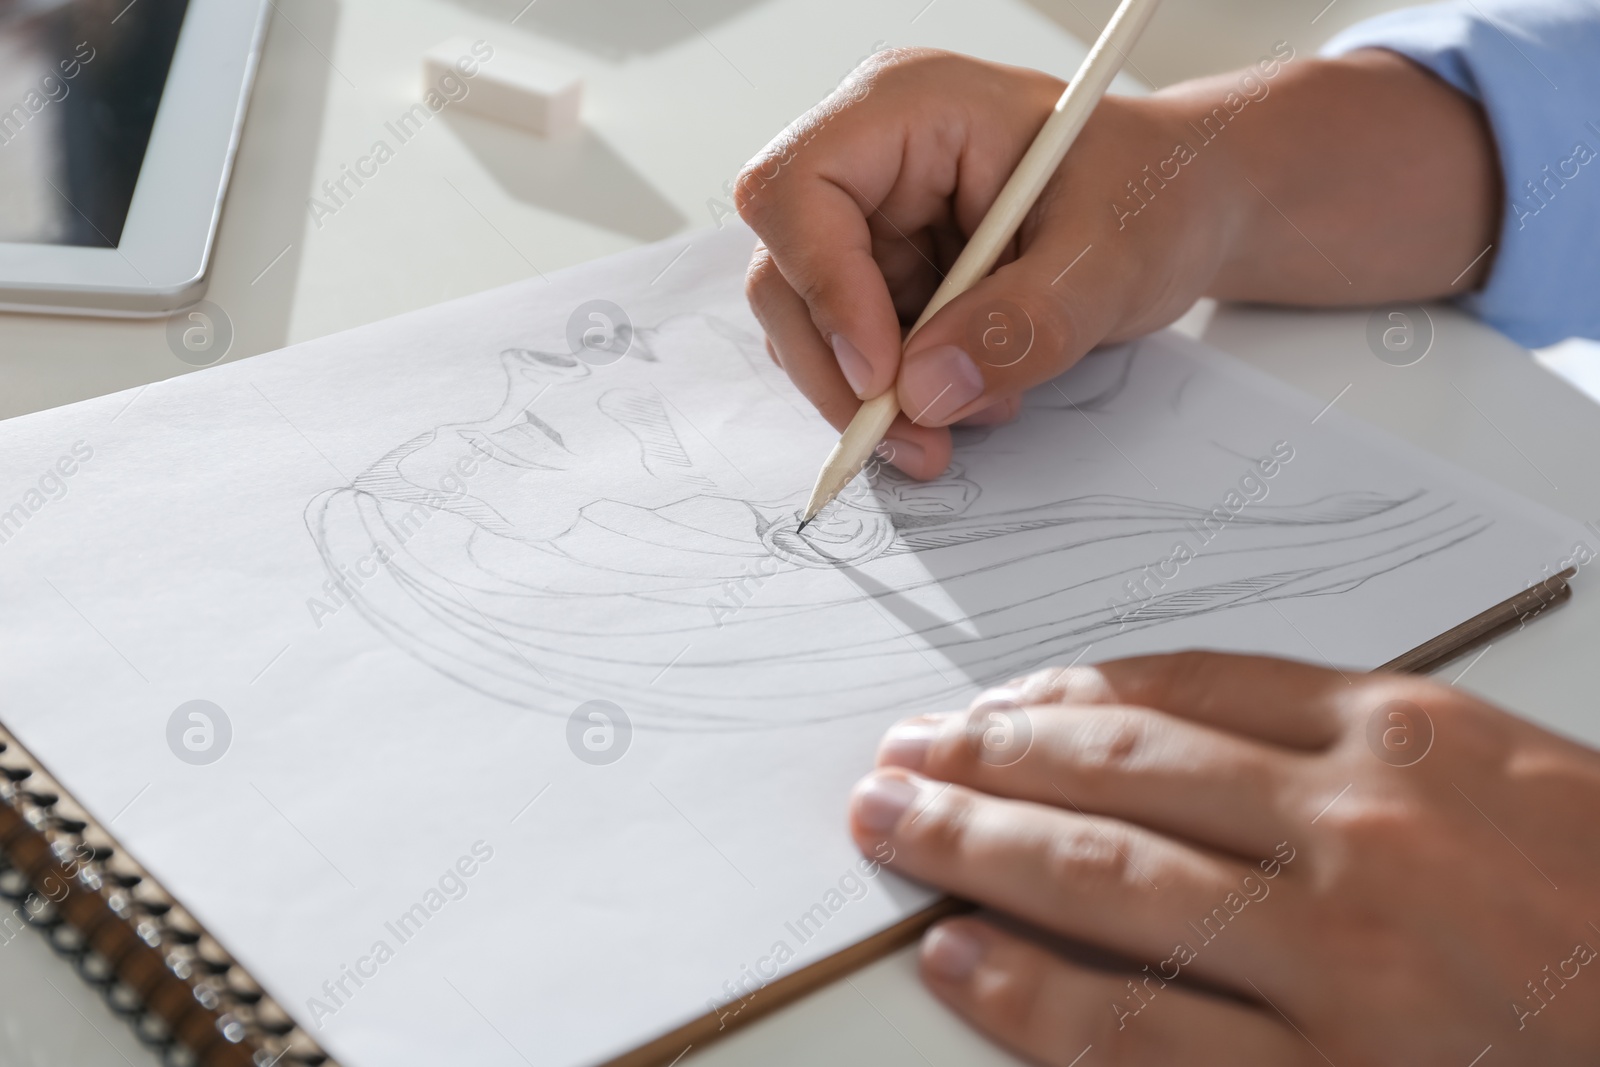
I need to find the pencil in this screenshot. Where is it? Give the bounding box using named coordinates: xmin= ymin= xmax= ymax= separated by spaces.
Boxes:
xmin=797 ymin=0 xmax=1164 ymax=531
xmin=1377 ymin=567 xmax=1575 ymax=674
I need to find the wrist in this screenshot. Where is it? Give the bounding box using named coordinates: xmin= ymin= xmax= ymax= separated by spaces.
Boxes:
xmin=1092 ymin=92 xmax=1254 ymax=329
xmin=1177 ymin=50 xmax=1500 ymax=304
xmin=1144 ymin=42 xmax=1305 ymax=300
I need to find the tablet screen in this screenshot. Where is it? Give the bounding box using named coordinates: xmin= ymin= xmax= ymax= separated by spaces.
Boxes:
xmin=0 ymin=0 xmax=191 ymax=248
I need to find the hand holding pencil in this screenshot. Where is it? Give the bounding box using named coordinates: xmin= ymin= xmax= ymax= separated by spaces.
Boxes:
xmin=735 ymin=4 xmax=1500 ymax=492
xmin=793 ymin=0 xmax=1163 ymax=527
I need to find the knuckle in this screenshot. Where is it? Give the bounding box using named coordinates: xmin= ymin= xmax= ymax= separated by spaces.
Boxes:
xmin=1312 ymin=796 xmax=1416 ymax=859
xmin=1406 ymin=680 xmax=1500 ymax=741
xmin=966 ymin=948 xmax=1051 ymax=1037
xmin=1039 ymin=295 xmax=1083 ymax=372
xmin=852 ymin=45 xmax=952 ymax=85
xmin=998 ymin=668 xmax=1056 ymax=697
xmin=903 ymin=787 xmax=973 ymax=860
xmin=742 ymin=252 xmax=785 ymax=321
xmin=1072 ymin=710 xmax=1154 ymax=780
xmin=788 ymin=270 xmax=831 ymax=313
xmin=732 ymin=162 xmax=777 ymax=222
xmin=1044 ymin=820 xmax=1135 ymax=893
xmin=1002 ymin=665 xmax=1111 ymax=707
xmin=1346 ymin=676 xmax=1504 ymax=765
xmin=925 ymin=716 xmax=985 ymax=780
xmin=738 ymin=45 xmax=957 ymax=227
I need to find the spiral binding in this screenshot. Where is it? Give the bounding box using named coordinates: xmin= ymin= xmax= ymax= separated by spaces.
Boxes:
xmin=0 ymin=723 xmax=337 ymax=1067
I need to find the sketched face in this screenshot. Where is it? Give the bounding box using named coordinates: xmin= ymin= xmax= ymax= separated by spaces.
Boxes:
xmin=390 ymin=340 xmax=733 ymax=543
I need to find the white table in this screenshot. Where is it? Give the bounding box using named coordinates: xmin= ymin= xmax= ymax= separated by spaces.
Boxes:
xmin=2 ymin=1 xmax=1595 ymax=1065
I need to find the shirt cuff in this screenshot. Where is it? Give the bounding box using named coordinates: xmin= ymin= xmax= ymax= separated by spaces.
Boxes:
xmin=1322 ymin=0 xmax=1600 ymax=347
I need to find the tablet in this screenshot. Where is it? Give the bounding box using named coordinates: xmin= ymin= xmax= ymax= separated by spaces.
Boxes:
xmin=0 ymin=0 xmax=270 ymax=316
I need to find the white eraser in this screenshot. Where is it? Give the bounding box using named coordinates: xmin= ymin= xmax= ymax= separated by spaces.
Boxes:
xmin=423 ymin=37 xmax=582 ymax=138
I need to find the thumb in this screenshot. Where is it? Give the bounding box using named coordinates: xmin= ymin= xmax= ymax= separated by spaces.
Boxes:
xmin=895 ymin=242 xmax=1114 ymax=427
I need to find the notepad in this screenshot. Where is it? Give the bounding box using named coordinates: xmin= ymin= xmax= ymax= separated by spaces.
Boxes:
xmin=0 ymin=223 xmax=1579 ymax=1067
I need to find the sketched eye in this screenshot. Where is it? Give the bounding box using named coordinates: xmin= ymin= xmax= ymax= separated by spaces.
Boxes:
xmin=502 ymin=348 xmax=589 ymax=378
xmin=529 ymin=350 xmax=578 ymax=368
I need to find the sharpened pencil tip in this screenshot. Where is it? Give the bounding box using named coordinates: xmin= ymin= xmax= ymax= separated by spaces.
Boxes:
xmin=795 ymin=517 xmax=811 ymax=535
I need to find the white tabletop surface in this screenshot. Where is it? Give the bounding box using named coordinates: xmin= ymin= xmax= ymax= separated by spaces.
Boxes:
xmin=1 ymin=1 xmax=1596 ymax=1065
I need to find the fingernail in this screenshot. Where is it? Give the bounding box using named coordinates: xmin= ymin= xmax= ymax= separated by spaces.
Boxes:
xmin=880 ymin=436 xmax=923 ymax=472
xmin=832 ymin=333 xmax=872 ymax=397
xmin=878 ymin=716 xmax=946 ymax=773
xmin=854 ymin=774 xmax=920 ymax=834
xmin=923 ymin=923 xmax=984 ymax=982
xmin=901 ymin=345 xmax=984 ymax=425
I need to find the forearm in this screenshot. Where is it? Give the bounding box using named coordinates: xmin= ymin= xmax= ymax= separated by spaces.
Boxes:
xmin=1165 ymin=50 xmax=1501 ymax=305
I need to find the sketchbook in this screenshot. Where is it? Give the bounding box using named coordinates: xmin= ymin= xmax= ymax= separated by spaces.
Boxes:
xmin=0 ymin=223 xmax=1582 ymax=1067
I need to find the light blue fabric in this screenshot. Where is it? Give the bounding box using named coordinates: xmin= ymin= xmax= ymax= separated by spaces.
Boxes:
xmin=1323 ymin=0 xmax=1600 ymax=347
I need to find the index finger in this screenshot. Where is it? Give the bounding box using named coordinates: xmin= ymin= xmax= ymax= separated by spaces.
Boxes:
xmin=734 ymin=106 xmax=908 ymax=401
xmin=1000 ymin=652 xmax=1351 ymax=750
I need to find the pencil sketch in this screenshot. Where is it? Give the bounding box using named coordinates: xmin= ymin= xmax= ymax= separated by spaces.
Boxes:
xmin=304 ymin=313 xmax=1489 ymax=727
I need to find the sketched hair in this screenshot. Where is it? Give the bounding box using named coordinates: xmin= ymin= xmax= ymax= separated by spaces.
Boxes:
xmin=302 ymin=325 xmax=1488 ymax=731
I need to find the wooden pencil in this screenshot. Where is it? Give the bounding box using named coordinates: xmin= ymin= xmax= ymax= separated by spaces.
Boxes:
xmin=1378 ymin=567 xmax=1575 ymax=674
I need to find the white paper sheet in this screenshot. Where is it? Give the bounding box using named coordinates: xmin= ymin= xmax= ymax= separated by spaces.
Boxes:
xmin=0 ymin=224 xmax=1579 ymax=1067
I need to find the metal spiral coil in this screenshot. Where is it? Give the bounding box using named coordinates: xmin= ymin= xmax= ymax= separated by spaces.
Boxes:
xmin=0 ymin=729 xmax=336 ymax=1067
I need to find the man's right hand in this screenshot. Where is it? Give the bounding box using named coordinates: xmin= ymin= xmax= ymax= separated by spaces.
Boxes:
xmin=735 ymin=46 xmax=1499 ymax=479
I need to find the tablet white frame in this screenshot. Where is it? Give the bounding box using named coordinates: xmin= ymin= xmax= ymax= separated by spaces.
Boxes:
xmin=0 ymin=0 xmax=271 ymax=317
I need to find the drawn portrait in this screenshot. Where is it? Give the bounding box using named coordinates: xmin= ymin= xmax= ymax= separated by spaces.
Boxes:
xmin=305 ymin=314 xmax=1486 ymax=728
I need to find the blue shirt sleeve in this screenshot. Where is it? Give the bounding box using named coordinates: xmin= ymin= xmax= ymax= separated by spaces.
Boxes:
xmin=1322 ymin=0 xmax=1600 ymax=348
